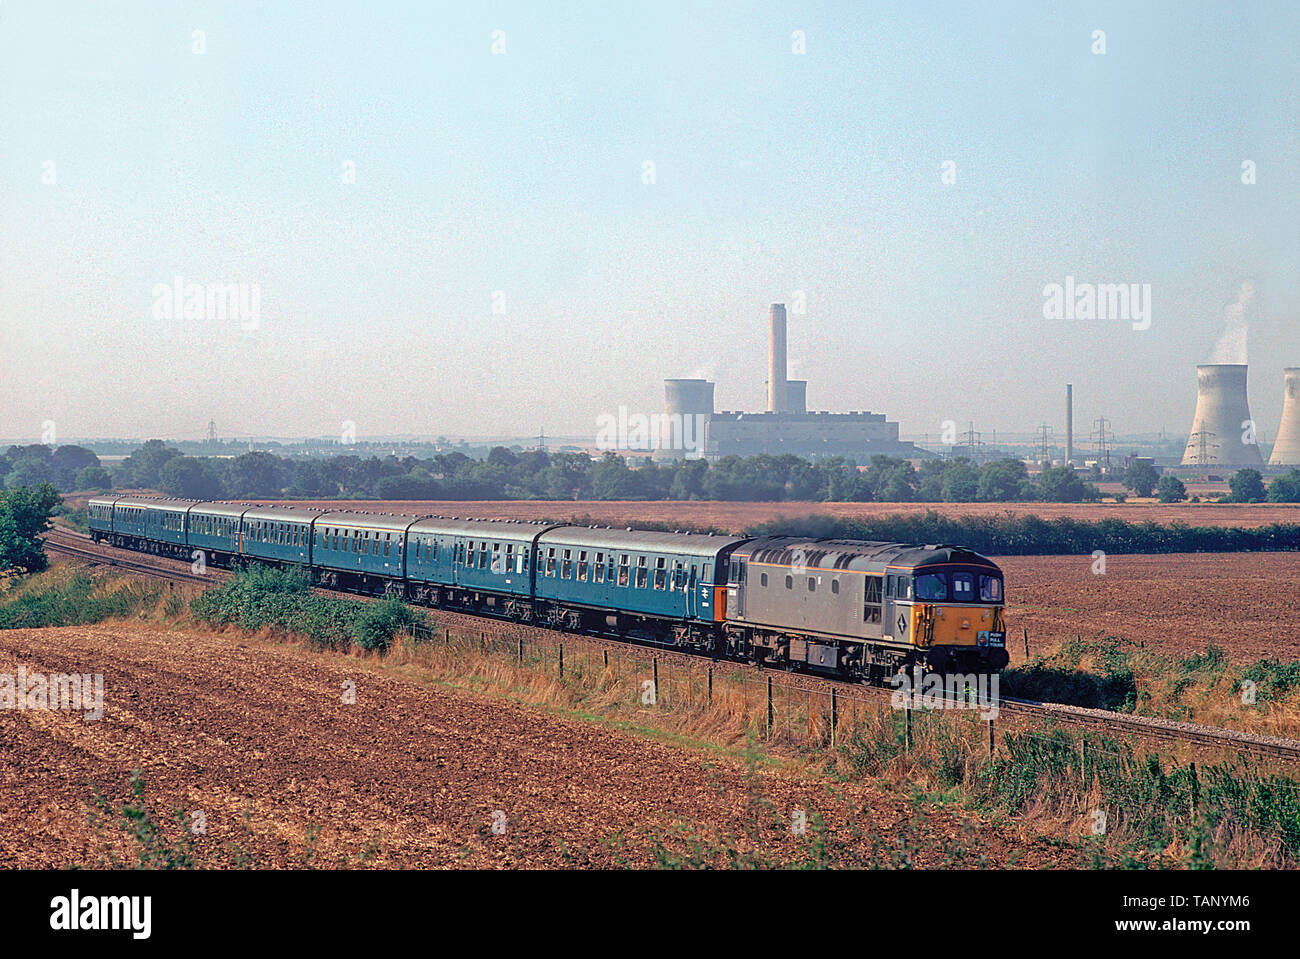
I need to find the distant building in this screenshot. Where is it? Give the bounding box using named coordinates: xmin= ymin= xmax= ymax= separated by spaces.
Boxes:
xmin=654 ymin=303 xmax=927 ymax=462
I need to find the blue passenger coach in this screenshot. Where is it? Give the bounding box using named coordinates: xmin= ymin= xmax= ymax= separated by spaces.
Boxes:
xmin=313 ymin=511 xmax=419 ymax=589
xmin=239 ymin=506 xmax=320 ymax=567
xmin=405 ymin=517 xmax=556 ymax=614
xmin=533 ymin=527 xmax=746 ymax=637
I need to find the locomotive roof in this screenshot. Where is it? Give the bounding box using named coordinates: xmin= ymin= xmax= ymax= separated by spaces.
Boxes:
xmin=735 ymin=536 xmax=998 ymax=572
xmin=538 ymin=526 xmax=748 ymax=557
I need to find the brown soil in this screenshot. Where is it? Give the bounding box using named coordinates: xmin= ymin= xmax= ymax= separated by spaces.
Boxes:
xmin=275 ymin=499 xmax=1300 ymax=532
xmin=0 ymin=623 xmax=1073 ymax=869
xmin=999 ymin=553 xmax=1300 ymax=665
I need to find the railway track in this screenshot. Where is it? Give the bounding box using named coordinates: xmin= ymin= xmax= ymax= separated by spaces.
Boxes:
xmin=42 ymin=527 xmax=1300 ymax=762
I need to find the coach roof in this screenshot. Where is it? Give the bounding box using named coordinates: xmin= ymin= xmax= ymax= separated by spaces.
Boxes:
xmin=538 ymin=526 xmax=748 ymax=557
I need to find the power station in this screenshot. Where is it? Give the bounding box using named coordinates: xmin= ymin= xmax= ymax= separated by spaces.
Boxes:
xmin=1268 ymin=368 xmax=1300 ymax=466
xmin=655 ymin=303 xmax=925 ymax=461
xmin=1180 ymin=364 xmax=1265 ymax=467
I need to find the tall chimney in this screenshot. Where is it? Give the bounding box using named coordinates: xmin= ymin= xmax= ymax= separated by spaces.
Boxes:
xmin=1065 ymin=384 xmax=1073 ymax=466
xmin=767 ymin=303 xmax=787 ymax=413
xmin=1268 ymin=367 xmax=1300 ymax=465
xmin=1181 ymin=364 xmax=1264 ymax=466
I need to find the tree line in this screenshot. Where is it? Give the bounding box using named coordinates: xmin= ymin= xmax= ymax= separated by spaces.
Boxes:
xmin=6 ymin=440 xmax=1300 ymax=504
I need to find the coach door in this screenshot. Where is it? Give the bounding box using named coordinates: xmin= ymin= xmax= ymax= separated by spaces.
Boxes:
xmin=726 ymin=556 xmax=746 ymax=618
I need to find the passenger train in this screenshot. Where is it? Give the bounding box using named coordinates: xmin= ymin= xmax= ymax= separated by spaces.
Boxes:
xmin=87 ymin=495 xmax=1009 ymax=680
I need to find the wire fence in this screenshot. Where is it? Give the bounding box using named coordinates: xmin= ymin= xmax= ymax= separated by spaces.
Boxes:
xmin=402 ymin=620 xmax=1300 ymax=792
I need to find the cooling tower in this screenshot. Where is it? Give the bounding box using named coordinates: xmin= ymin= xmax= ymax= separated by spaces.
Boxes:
xmin=1180 ymin=364 xmax=1264 ymax=466
xmin=1268 ymin=368 xmax=1300 ymax=465
xmin=767 ymin=304 xmax=788 ymax=413
xmin=658 ymin=378 xmax=713 ymax=459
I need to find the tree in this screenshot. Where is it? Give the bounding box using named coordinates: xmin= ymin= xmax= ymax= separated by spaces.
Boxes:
xmin=120 ymin=440 xmax=181 ymax=489
xmin=1123 ymin=460 xmax=1159 ymax=498
xmin=223 ymin=452 xmax=289 ymax=498
xmin=50 ymin=445 xmax=101 ymax=489
xmin=1227 ymin=468 xmax=1267 ymax=504
xmin=976 ymin=459 xmax=1034 ymax=502
xmin=1156 ymin=474 xmax=1187 ymax=503
xmin=1036 ymin=465 xmax=1088 ymax=502
xmin=1266 ymin=469 xmax=1300 ymax=503
xmin=0 ymin=483 xmax=61 ymax=574
xmin=939 ymin=460 xmax=980 ymax=502
xmin=159 ymin=457 xmax=225 ymax=499
xmin=75 ymin=466 xmax=113 ymax=491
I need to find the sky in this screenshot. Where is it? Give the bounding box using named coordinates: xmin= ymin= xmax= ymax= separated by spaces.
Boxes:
xmin=1 ymin=0 xmax=1297 ymax=446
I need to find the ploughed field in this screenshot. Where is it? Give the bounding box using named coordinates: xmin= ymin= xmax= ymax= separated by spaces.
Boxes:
xmin=0 ymin=623 xmax=1072 ymax=869
xmin=277 ymin=498 xmax=1300 ymax=531
xmin=998 ymin=552 xmax=1300 ymax=665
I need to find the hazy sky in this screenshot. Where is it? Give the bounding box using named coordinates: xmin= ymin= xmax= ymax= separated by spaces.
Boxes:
xmin=1 ymin=1 xmax=1297 ymax=445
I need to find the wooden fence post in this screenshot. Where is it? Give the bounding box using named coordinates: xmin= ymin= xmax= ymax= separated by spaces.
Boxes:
xmin=1023 ymin=628 xmax=1029 ymax=659
xmin=707 ymin=667 xmax=713 ymax=707
xmin=653 ymin=658 xmax=659 ymax=706
xmin=767 ymin=676 xmax=774 ymax=732
xmin=558 ymin=643 xmax=564 ymax=678
xmin=831 ymin=689 xmax=838 ymax=748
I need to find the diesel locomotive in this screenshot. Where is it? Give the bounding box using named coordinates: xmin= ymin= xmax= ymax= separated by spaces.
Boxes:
xmin=87 ymin=495 xmax=1009 ymax=680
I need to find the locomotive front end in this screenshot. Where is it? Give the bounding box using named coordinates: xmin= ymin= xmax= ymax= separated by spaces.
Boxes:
xmin=901 ymin=559 xmax=1008 ymax=673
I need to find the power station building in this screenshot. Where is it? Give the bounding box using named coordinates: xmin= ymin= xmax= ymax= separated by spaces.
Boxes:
xmin=656 ymin=304 xmax=925 ymax=462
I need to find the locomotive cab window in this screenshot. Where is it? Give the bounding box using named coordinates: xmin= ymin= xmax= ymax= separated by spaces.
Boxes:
xmin=980 ymin=575 xmax=1003 ymax=602
xmin=915 ymin=573 xmax=947 ymax=601
xmin=952 ymin=572 xmax=974 ymax=602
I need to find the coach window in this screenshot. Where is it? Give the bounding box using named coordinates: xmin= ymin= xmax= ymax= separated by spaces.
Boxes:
xmin=864 ymin=576 xmax=883 ymax=623
xmin=653 ymin=557 xmax=666 ymax=590
xmin=634 ymin=556 xmax=648 ymax=589
xmin=617 ymin=555 xmax=629 ymax=586
xmin=594 ymin=552 xmax=605 ymax=583
xmin=952 ymin=572 xmax=974 ymax=602
xmin=807 ymin=577 xmax=816 ymax=592
xmin=479 ymin=544 xmax=489 ymax=569
xmin=561 ymin=549 xmax=573 ymax=578
xmin=384 ymin=534 xmax=392 ymax=557
xmin=760 ymin=573 xmax=768 ymax=587
xmin=546 ymin=548 xmax=557 ymax=576
xmin=576 ymin=550 xmax=588 ymax=581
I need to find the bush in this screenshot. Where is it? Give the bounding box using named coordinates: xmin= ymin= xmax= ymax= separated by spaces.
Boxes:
xmin=190 ymin=566 xmax=427 ymax=652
